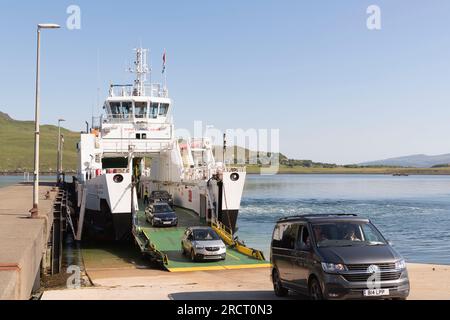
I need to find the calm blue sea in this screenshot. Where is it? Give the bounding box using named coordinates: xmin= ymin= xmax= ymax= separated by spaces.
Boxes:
xmin=237 ymin=174 xmax=450 ymax=265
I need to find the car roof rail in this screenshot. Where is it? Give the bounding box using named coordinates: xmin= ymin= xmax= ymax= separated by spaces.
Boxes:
xmin=277 ymin=213 xmax=359 ymax=222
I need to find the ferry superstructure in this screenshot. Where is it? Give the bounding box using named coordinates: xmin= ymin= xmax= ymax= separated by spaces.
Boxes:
xmin=75 ymin=48 xmax=246 ymax=241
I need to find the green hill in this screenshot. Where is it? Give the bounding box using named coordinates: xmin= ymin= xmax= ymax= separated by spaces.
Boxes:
xmin=0 ymin=111 xmax=80 ymax=173
xmin=3 ymin=111 xmax=449 ymax=175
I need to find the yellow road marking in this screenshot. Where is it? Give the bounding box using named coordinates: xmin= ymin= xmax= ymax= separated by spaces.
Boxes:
xmin=167 ymin=263 xmax=271 ymax=273
xmin=223 ymin=264 xmax=271 ymax=270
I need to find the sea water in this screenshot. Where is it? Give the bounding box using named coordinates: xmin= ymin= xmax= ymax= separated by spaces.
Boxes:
xmin=237 ymin=174 xmax=450 ymax=265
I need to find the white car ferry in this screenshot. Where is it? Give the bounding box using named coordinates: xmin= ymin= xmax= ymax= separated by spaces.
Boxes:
xmin=75 ymin=48 xmax=246 ymax=241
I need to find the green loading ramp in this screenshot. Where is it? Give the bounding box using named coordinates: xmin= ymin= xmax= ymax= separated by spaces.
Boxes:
xmin=133 ymin=202 xmax=270 ymax=272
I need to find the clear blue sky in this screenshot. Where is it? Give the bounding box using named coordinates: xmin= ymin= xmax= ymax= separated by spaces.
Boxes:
xmin=1 ymin=0 xmax=450 ymax=164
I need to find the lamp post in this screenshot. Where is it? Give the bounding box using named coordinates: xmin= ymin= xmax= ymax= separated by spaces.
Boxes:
xmin=30 ymin=23 xmax=60 ymax=218
xmin=57 ymin=118 xmax=65 ymax=183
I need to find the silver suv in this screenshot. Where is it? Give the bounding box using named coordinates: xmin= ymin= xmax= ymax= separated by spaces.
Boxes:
xmin=181 ymin=227 xmax=227 ymax=261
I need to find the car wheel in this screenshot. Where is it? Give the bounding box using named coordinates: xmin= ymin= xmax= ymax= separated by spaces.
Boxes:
xmin=190 ymin=250 xmax=196 ymax=262
xmin=272 ymin=269 xmax=288 ymax=297
xmin=308 ymin=278 xmax=324 ymax=300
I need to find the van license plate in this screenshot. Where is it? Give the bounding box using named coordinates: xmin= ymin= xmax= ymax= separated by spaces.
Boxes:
xmin=363 ymin=289 xmax=390 ymax=297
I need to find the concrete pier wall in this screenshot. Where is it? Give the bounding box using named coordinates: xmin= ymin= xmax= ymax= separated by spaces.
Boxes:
xmin=0 ymin=183 xmax=57 ymax=300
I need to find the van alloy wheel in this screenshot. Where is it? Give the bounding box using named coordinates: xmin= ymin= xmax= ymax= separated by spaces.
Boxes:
xmin=309 ymin=278 xmax=324 ymax=300
xmin=273 ymin=270 xmax=288 ymax=297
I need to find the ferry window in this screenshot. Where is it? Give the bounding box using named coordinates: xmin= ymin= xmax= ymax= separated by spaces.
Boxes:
xmin=150 ymin=102 xmax=159 ymax=119
xmin=121 ymin=102 xmax=132 ymax=119
xmin=142 ymin=133 xmax=147 ymax=139
xmin=134 ymin=102 xmax=147 ymax=118
xmin=110 ymin=102 xmax=121 ymax=117
xmin=159 ymin=103 xmax=169 ymax=116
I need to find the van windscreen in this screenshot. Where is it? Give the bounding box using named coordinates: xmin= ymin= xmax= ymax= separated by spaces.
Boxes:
xmin=311 ymin=222 xmax=386 ymax=248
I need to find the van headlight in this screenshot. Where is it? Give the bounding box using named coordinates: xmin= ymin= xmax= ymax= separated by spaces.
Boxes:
xmin=321 ymin=262 xmax=346 ymax=273
xmin=395 ymin=259 xmax=406 ymax=270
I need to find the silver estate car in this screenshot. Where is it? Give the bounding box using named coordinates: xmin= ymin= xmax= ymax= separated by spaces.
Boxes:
xmin=181 ymin=227 xmax=227 ymax=261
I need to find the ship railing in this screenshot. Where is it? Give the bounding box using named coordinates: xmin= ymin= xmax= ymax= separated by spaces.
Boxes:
xmin=223 ymin=166 xmax=246 ymax=173
xmin=182 ymin=165 xmax=246 ymax=181
xmin=102 ymin=140 xmax=172 ymax=154
xmin=109 ymin=83 xmax=169 ymax=98
xmin=182 ymin=166 xmax=213 ymax=181
xmin=211 ymin=219 xmax=266 ymax=261
xmin=101 ymin=114 xmax=172 ymax=125
xmin=84 ymin=167 xmax=130 ymax=181
xmin=101 ymin=114 xmax=135 ymax=124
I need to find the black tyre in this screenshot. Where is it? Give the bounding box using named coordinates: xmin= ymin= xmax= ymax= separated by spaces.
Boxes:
xmin=308 ymin=278 xmax=324 ymax=300
xmin=273 ymin=269 xmax=288 ymax=297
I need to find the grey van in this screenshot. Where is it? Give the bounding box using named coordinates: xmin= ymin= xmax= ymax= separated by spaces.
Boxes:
xmin=270 ymin=214 xmax=410 ymax=300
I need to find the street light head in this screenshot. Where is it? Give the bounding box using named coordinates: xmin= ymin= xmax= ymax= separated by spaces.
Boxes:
xmin=38 ymin=23 xmax=61 ymax=29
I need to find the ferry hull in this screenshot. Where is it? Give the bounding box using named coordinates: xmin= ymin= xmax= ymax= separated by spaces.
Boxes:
xmin=76 ymin=172 xmax=137 ymax=240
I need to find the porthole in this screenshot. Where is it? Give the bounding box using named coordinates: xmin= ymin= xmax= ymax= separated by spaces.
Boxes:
xmin=113 ymin=174 xmax=124 ymax=183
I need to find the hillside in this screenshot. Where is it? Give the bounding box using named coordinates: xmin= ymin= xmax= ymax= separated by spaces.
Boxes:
xmin=2 ymin=111 xmax=450 ymax=175
xmin=359 ymin=153 xmax=450 ymax=168
xmin=211 ymin=145 xmax=287 ymax=164
xmin=0 ymin=112 xmax=80 ymax=173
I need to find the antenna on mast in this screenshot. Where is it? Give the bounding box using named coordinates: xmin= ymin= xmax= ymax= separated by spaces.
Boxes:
xmin=162 ymin=49 xmax=167 ymax=94
xmin=129 ymin=48 xmax=150 ymax=96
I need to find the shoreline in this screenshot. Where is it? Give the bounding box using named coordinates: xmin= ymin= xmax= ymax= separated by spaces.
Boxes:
xmin=245 ymin=166 xmax=450 ymax=175
xmin=2 ymin=170 xmax=450 ymax=176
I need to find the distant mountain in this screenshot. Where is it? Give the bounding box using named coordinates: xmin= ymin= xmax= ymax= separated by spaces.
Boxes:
xmin=0 ymin=111 xmax=80 ymax=172
xmin=359 ymin=154 xmax=450 ymax=168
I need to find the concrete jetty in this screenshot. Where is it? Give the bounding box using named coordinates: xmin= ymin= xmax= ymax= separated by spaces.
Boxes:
xmin=41 ymin=263 xmax=450 ymax=300
xmin=0 ymin=183 xmax=58 ymax=300
xmin=41 ymin=236 xmax=450 ymax=300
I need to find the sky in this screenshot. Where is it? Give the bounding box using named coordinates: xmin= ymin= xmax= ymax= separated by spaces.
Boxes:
xmin=1 ymin=0 xmax=450 ymax=164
